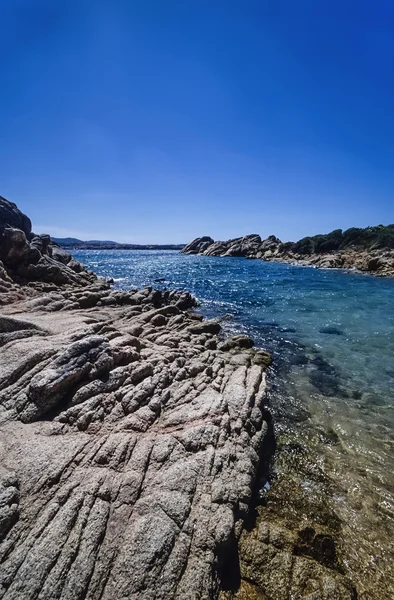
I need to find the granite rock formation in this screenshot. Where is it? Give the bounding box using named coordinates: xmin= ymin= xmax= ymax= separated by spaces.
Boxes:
xmin=0 ymin=282 xmax=274 ymax=599
xmin=0 ymin=197 xmax=97 ymax=305
xmin=0 ymin=197 xmax=358 ymax=599
xmin=182 ymin=231 xmax=394 ymax=277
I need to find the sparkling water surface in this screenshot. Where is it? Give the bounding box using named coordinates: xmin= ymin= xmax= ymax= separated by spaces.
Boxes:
xmin=74 ymin=249 xmax=394 ymax=406
xmin=74 ymin=249 xmax=394 ymax=591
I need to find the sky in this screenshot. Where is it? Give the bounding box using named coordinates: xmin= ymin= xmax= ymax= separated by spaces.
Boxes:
xmin=1 ymin=0 xmax=393 ymax=244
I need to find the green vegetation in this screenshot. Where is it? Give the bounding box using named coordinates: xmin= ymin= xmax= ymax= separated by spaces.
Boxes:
xmin=292 ymin=224 xmax=394 ymax=255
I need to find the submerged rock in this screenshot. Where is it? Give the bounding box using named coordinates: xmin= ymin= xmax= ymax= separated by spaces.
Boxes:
xmin=319 ymin=325 xmax=344 ymax=335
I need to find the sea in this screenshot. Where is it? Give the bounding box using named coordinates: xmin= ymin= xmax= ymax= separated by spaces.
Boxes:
xmin=74 ymin=249 xmax=394 ymax=597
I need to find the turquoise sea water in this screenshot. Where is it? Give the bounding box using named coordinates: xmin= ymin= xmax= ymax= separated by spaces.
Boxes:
xmin=74 ymin=249 xmax=394 ymax=591
xmin=74 ymin=249 xmax=394 ymax=409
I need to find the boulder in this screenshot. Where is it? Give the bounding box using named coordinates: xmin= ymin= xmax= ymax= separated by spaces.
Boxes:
xmin=0 ymin=196 xmax=32 ymax=235
xmin=0 ymin=227 xmax=30 ymax=267
xmin=367 ymin=256 xmax=382 ymax=271
xmin=219 ymin=335 xmax=254 ymax=351
xmin=0 ymin=196 xmax=99 ymax=294
xmin=181 ymin=236 xmax=214 ymax=254
xmin=260 ymin=234 xmax=281 ymax=251
xmin=49 ymin=244 xmax=72 ymax=264
xmin=204 ymin=241 xmax=228 ymax=256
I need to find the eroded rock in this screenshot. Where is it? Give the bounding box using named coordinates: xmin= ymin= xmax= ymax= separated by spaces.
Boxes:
xmin=0 ymin=283 xmax=271 ymax=599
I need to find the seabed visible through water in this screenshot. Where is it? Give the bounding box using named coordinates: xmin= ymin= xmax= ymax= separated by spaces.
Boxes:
xmin=74 ymin=249 xmax=394 ymax=599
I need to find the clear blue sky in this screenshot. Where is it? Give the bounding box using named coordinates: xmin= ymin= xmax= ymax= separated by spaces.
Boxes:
xmin=1 ymin=1 xmax=393 ymax=243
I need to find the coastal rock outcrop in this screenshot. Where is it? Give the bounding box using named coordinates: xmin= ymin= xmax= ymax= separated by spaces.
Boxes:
xmin=181 ymin=236 xmax=215 ymax=254
xmin=0 ymin=197 xmax=358 ymax=599
xmin=0 ymin=197 xmax=32 ymax=236
xmin=0 ymin=196 xmax=98 ymax=305
xmin=0 ymin=283 xmax=271 ymax=599
xmin=182 ymin=227 xmax=394 ymax=277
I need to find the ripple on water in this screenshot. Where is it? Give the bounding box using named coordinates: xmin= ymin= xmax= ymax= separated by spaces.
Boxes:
xmin=74 ymin=249 xmax=394 ymax=598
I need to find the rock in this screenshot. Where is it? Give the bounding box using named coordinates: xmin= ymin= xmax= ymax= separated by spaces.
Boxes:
xmin=67 ymin=258 xmax=83 ymax=273
xmin=0 ymin=197 xmax=361 ymax=599
xmin=204 ymin=241 xmax=228 ymax=256
xmin=252 ymin=350 xmax=273 ymax=367
xmin=319 ymin=326 xmax=344 ymax=336
xmin=260 ymin=235 xmax=281 ymax=251
xmin=181 ymin=236 xmax=214 ymax=254
xmin=0 ymin=473 xmax=20 ymax=541
xmin=187 ymin=320 xmax=221 ymax=335
xmin=0 ymin=282 xmax=272 ymax=599
xmin=0 ymin=196 xmax=32 ymax=235
xmin=0 ymin=196 xmax=101 ymax=298
xmin=367 ymin=256 xmax=382 ymax=271
xmin=0 ymin=228 xmax=30 ymax=267
xmin=49 ymin=244 xmax=72 ymax=265
xmin=182 ymin=232 xmax=394 ymax=278
xmin=234 ymin=518 xmax=357 ymax=600
xmin=219 ymin=335 xmax=254 ymax=351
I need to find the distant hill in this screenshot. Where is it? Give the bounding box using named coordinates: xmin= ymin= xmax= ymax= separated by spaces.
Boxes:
xmin=52 ymin=237 xmax=185 ymax=251
xmin=52 ymin=237 xmax=84 ymax=245
xmin=52 ymin=237 xmax=119 ymax=246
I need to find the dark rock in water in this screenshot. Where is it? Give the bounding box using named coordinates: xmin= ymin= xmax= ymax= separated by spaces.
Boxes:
xmin=219 ymin=335 xmax=254 ymax=351
xmin=362 ymin=392 xmax=387 ymax=407
xmin=310 ymin=354 xmax=338 ymax=375
xmin=294 ymin=526 xmax=340 ymax=570
xmin=252 ymin=350 xmax=273 ymax=367
xmin=319 ymin=326 xmax=344 ymax=336
xmin=153 ymin=277 xmax=166 ymax=282
xmin=220 ymin=313 xmax=233 ymax=321
xmin=321 ymin=427 xmax=340 ymax=445
xmin=309 ymin=370 xmax=341 ymax=396
xmin=290 ymin=351 xmax=309 ymax=366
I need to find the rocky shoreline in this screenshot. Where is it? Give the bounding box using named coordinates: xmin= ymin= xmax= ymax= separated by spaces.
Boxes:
xmin=182 ymin=233 xmax=394 ymax=277
xmin=0 ymin=198 xmax=359 ymax=599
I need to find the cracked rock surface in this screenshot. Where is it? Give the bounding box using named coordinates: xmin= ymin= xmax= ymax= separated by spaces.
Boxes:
xmin=0 ymin=283 xmax=270 ymax=599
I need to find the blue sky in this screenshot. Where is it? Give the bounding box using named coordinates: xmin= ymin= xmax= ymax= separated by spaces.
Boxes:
xmin=1 ymin=1 xmax=393 ymax=243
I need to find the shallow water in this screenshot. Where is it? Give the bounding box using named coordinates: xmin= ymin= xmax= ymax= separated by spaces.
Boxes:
xmin=74 ymin=249 xmax=394 ymax=596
